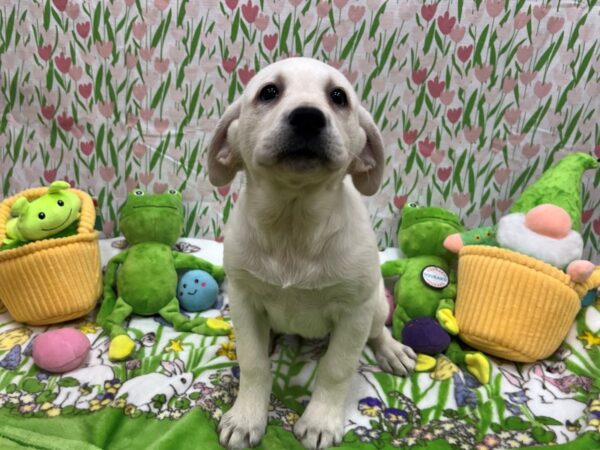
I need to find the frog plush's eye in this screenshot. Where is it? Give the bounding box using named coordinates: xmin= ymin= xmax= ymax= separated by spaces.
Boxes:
xmin=38 ymin=212 xmax=46 ymax=220
xmin=57 ymin=200 xmax=64 ymax=207
xmin=168 ymin=188 xmax=178 ymax=195
xmin=408 ymin=202 xmax=419 ymax=208
xmin=133 ymin=189 xmax=145 ymax=196
xmin=475 ymin=235 xmax=480 ymax=240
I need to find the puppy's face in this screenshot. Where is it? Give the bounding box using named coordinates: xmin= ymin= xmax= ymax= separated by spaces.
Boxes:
xmin=208 ymin=57 xmax=384 ymax=195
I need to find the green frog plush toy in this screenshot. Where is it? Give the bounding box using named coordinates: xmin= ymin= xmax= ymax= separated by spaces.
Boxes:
xmin=381 ymin=203 xmax=491 ymax=384
xmin=98 ymin=188 xmax=231 ymax=361
xmin=4 ymin=181 xmax=81 ymax=245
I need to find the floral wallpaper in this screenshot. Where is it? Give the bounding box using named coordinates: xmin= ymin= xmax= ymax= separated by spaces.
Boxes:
xmin=1 ymin=0 xmax=599 ymax=259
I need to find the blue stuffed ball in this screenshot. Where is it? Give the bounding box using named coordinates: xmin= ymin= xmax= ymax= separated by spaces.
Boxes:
xmin=401 ymin=317 xmax=450 ymax=355
xmin=177 ymin=270 xmax=219 ymax=312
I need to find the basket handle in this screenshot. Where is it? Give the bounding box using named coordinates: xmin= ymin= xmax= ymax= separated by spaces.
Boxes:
xmin=573 ymin=266 xmax=600 ymax=298
xmin=73 ymin=189 xmax=96 ymax=235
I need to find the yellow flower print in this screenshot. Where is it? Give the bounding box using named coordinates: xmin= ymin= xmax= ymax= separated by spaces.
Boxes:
xmin=124 ymin=404 xmax=137 ymax=416
xmin=89 ymin=399 xmax=104 ymax=412
xmin=40 ymin=402 xmax=53 ymax=411
xmin=165 ymin=339 xmax=184 ymax=353
xmin=19 ymin=403 xmax=36 ymax=413
xmin=112 ymin=398 xmax=126 ymax=409
xmin=46 ymin=407 xmax=61 ymax=417
xmin=104 ymin=381 xmax=122 ymax=391
xmin=578 ymin=331 xmax=600 ymax=349
xmin=589 ymin=399 xmax=600 ymax=411
xmin=216 ymin=341 xmax=236 ymax=360
xmin=0 ymin=328 xmax=32 ymax=351
xmin=358 ymin=397 xmax=383 ymax=417
xmin=285 ymin=412 xmax=299 ymax=425
xmin=77 ymin=321 xmax=101 ymax=334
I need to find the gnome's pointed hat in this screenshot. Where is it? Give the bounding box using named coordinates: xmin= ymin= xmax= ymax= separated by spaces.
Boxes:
xmin=510 ymin=152 xmax=598 ymax=230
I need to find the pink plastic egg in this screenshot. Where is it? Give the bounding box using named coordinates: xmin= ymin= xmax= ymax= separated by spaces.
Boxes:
xmin=385 ymin=288 xmax=395 ymax=325
xmin=32 ymin=328 xmax=90 ymax=373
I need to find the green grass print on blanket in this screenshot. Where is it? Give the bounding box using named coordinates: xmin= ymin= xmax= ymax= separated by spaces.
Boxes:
xmin=0 ymin=409 xmax=598 ymax=450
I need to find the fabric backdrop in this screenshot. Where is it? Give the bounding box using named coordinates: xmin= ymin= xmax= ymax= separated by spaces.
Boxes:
xmin=1 ymin=0 xmax=599 ymax=259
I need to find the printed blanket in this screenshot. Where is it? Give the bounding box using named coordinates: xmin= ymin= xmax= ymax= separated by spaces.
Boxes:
xmin=0 ymin=238 xmax=598 ymax=450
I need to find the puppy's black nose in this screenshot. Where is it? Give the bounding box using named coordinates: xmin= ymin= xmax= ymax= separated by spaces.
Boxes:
xmin=288 ymin=107 xmax=326 ymax=137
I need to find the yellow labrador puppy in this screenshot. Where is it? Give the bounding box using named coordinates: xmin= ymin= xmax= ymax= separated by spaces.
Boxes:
xmin=208 ymin=57 xmax=416 ymax=450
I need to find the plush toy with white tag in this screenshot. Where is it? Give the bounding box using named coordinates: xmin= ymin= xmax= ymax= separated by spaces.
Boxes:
xmin=381 ymin=203 xmax=491 ymax=384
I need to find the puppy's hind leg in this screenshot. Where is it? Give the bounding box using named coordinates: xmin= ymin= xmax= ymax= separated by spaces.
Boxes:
xmin=368 ymin=282 xmax=417 ymax=376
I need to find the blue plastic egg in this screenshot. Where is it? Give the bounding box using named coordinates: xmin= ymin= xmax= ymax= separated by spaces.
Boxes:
xmin=177 ymin=270 xmax=219 ymax=312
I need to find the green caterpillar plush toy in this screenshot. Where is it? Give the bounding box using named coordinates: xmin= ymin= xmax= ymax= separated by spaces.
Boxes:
xmin=4 ymin=181 xmax=81 ymax=245
xmin=98 ymin=188 xmax=231 ymax=361
xmin=382 ymin=203 xmax=491 ymax=384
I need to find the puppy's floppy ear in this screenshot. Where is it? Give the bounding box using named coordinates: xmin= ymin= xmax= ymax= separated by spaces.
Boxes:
xmin=207 ymin=99 xmax=242 ymax=187
xmin=350 ymin=105 xmax=385 ymax=196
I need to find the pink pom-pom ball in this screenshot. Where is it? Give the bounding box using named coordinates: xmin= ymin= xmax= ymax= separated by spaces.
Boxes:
xmin=32 ymin=328 xmax=90 ymax=373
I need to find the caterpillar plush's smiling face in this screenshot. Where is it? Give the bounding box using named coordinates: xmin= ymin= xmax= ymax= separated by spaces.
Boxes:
xmin=11 ymin=181 xmax=81 ymax=241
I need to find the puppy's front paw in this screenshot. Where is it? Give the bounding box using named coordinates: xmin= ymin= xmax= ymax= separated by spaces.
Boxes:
xmin=294 ymin=402 xmax=343 ymax=450
xmin=218 ymin=403 xmax=267 ymax=449
xmin=374 ymin=338 xmax=417 ymax=376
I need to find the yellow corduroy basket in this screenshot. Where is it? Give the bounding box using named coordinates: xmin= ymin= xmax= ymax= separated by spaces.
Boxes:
xmin=0 ymin=187 xmax=101 ymax=325
xmin=455 ymin=245 xmax=600 ymax=363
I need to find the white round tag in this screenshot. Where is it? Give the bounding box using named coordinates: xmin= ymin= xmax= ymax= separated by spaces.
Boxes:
xmin=421 ymin=266 xmax=449 ymax=290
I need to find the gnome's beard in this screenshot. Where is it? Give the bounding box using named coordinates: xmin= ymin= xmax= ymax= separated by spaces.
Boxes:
xmin=497 ymin=213 xmax=583 ymax=269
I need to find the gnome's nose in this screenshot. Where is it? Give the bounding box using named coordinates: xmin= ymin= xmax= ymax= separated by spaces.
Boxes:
xmin=524 ymin=204 xmax=571 ymax=239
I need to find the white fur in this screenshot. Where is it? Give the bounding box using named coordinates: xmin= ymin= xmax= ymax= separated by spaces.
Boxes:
xmin=208 ymin=57 xmax=416 ymax=450
xmin=497 ymin=213 xmax=583 ymax=269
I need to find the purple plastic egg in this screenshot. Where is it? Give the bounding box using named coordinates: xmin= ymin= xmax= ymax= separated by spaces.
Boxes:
xmin=401 ymin=317 xmax=450 ymax=355
xmin=32 ymin=328 xmax=90 ymax=373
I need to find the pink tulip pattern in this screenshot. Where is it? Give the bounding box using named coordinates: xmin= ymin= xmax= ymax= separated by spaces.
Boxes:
xmin=0 ymin=0 xmax=599 ymax=259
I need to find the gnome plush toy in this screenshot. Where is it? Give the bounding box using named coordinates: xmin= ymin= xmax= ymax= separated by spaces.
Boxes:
xmin=497 ymin=152 xmax=598 ymax=281
xmin=497 ymin=204 xmax=594 ymax=282
xmin=445 ymin=152 xmax=598 ymax=282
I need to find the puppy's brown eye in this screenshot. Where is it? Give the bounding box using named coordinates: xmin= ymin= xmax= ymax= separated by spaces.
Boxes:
xmin=259 ymin=84 xmax=279 ymax=102
xmin=330 ymin=88 xmax=347 ymax=107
